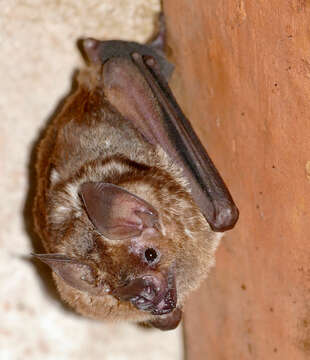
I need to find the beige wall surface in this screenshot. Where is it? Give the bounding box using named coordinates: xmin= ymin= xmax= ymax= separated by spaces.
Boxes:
xmin=0 ymin=1 xmax=183 ymax=359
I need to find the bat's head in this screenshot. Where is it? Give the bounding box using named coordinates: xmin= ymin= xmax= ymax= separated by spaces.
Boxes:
xmin=79 ymin=181 xmax=179 ymax=317
xmin=35 ymin=160 xmax=221 ymax=330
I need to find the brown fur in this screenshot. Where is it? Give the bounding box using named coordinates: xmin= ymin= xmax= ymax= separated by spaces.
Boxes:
xmin=33 ymin=64 xmax=222 ymax=325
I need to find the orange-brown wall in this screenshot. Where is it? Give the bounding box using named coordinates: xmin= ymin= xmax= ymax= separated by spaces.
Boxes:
xmin=164 ymin=1 xmax=310 ymax=358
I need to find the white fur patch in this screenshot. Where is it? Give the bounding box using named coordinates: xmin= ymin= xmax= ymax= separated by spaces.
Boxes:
xmin=50 ymin=182 xmax=83 ymax=224
xmin=55 ymin=205 xmax=69 ymax=213
xmin=50 ymin=169 xmax=60 ymax=184
xmin=50 ymin=205 xmax=71 ymax=224
xmin=184 ymin=228 xmax=194 ymax=239
xmin=65 ymin=183 xmax=80 ymax=209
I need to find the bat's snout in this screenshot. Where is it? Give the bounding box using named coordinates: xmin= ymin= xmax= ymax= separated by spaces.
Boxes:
xmin=113 ymin=272 xmax=177 ymax=315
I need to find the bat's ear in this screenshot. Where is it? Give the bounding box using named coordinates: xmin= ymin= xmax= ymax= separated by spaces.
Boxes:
xmin=32 ymin=254 xmax=100 ymax=295
xmin=79 ymin=182 xmax=159 ymax=240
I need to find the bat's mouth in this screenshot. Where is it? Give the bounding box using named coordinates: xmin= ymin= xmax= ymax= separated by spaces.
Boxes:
xmin=113 ymin=270 xmax=177 ymax=315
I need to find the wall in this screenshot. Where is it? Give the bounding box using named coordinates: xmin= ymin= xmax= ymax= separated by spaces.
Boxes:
xmin=164 ymin=0 xmax=310 ymax=359
xmin=0 ymin=1 xmax=183 ymax=359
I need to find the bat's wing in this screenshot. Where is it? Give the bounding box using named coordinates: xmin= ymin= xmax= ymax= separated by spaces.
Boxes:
xmin=82 ymin=39 xmax=238 ymax=232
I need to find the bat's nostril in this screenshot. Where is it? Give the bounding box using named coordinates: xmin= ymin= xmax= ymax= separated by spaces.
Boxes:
xmin=141 ymin=285 xmax=156 ymax=301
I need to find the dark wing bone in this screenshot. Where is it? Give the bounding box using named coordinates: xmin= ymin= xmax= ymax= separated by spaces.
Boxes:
xmin=82 ymin=39 xmax=238 ymax=232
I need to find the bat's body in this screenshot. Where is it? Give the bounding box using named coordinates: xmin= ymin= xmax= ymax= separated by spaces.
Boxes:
xmin=33 ymin=19 xmax=238 ymax=330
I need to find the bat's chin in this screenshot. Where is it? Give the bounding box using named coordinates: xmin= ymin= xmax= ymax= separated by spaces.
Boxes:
xmin=113 ymin=271 xmax=177 ymax=315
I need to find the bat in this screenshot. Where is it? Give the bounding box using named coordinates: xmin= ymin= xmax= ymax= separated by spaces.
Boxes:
xmin=32 ymin=16 xmax=238 ymax=331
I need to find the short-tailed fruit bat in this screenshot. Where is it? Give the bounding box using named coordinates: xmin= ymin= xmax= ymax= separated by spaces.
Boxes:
xmin=33 ymin=17 xmax=238 ymax=331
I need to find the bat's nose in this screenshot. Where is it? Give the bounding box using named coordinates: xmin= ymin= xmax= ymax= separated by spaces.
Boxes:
xmin=150 ymin=285 xmax=177 ymax=315
xmin=113 ymin=272 xmax=177 ymax=314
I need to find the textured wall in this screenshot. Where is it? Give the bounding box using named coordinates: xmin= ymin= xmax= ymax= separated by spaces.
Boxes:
xmin=164 ymin=0 xmax=310 ymax=359
xmin=0 ymin=1 xmax=183 ymax=359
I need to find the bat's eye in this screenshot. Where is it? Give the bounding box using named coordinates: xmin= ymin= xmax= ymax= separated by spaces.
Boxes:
xmin=144 ymin=247 xmax=159 ymax=264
